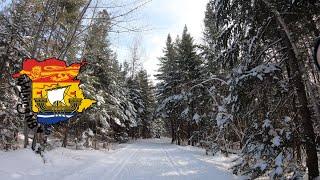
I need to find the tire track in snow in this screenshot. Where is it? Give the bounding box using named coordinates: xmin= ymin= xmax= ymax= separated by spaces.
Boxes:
xmin=109 ymin=147 xmax=139 ymax=180
xmin=161 ymin=145 xmax=183 ymax=176
xmin=61 ymin=154 xmax=107 ymax=180
xmin=111 ymin=148 xmax=140 ymax=180
xmin=63 ymin=146 xmax=136 ymax=180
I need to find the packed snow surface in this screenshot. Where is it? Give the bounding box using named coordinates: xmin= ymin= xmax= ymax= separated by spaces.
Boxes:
xmin=0 ymin=138 xmax=238 ymax=180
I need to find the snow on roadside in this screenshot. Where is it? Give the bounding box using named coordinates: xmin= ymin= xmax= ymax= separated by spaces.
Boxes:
xmin=0 ymin=144 xmax=124 ymax=180
xmin=176 ymin=143 xmax=238 ymax=174
xmin=0 ymin=138 xmax=240 ymax=180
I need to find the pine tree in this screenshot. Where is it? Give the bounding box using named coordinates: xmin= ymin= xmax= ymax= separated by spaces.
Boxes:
xmin=127 ymin=69 xmax=155 ymax=139
xmin=151 ymin=118 xmax=166 ymax=138
xmin=0 ymin=0 xmax=39 ymax=149
xmin=156 ymin=27 xmax=204 ymax=145
xmin=156 ymin=34 xmax=180 ymax=144
xmin=201 ymin=0 xmax=320 ymax=178
xmin=127 ymin=77 xmax=144 ymax=138
xmin=136 ymin=70 xmax=155 ymax=138
xmin=79 ymin=9 xmax=138 ymax=145
xmin=177 ymin=25 xmax=202 ymax=83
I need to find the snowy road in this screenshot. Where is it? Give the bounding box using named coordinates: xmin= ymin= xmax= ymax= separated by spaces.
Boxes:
xmin=0 ymin=139 xmax=238 ymax=180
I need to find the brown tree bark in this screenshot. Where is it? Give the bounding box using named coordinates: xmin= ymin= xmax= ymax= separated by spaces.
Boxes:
xmin=23 ymin=122 xmax=29 ymax=148
xmin=261 ymin=0 xmax=319 ymax=178
xmin=170 ymin=118 xmax=176 ymax=144
xmin=62 ymin=123 xmax=69 ymax=148
xmin=59 ymin=0 xmax=92 ymax=59
xmin=187 ymin=121 xmax=191 ymax=145
xmin=30 ymin=0 xmax=52 ymax=58
xmin=285 ymin=58 xmax=302 ymax=162
xmin=284 ymin=40 xmax=319 ymax=178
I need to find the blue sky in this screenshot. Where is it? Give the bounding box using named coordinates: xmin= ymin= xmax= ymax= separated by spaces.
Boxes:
xmin=0 ymin=0 xmax=209 ymax=82
xmin=109 ymin=0 xmax=209 ymax=82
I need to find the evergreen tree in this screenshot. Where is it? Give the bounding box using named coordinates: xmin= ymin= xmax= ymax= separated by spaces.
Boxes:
xmin=136 ymin=70 xmax=155 ymax=138
xmin=156 ymin=34 xmax=180 ymax=143
xmin=80 ymin=9 xmax=138 ymax=145
xmin=156 ymin=27 xmax=203 ymax=145
xmin=177 ymin=26 xmax=202 ymax=83
xmin=0 ymin=0 xmax=41 ymax=150
xmin=201 ymin=0 xmax=320 ymax=178
xmin=151 ymin=118 xmax=166 ymax=138
xmin=127 ymin=69 xmax=155 ymax=139
xmin=127 ymin=77 xmax=144 ymax=138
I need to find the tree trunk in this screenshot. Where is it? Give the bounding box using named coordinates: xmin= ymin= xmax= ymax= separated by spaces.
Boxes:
xmin=23 ymin=121 xmax=29 ymax=148
xmin=262 ymin=1 xmax=319 ymax=177
xmin=286 ymin=44 xmax=319 ymax=178
xmin=59 ymin=0 xmax=92 ymax=59
xmin=176 ymin=119 xmax=181 ymax=145
xmin=170 ymin=118 xmax=176 ymax=144
xmin=94 ymin=120 xmax=97 ymax=150
xmin=281 ymin=33 xmax=319 ymax=178
xmin=285 ymin=61 xmax=302 ymax=162
xmin=23 ymin=77 xmax=32 ymax=148
xmin=187 ymin=121 xmax=191 ymax=145
xmin=31 ymin=130 xmax=36 ymax=151
xmin=30 ymin=0 xmax=52 ymax=58
xmin=62 ymin=123 xmax=69 ymax=148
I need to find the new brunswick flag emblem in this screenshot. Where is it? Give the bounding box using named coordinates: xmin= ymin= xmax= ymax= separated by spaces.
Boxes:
xmin=13 ymin=58 xmax=95 ymax=124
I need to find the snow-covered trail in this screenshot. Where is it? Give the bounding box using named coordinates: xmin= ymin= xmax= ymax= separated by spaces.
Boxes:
xmin=0 ymin=139 xmax=238 ymax=180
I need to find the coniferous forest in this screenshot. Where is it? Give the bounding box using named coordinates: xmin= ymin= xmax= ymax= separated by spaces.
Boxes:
xmin=0 ymin=0 xmax=320 ymax=179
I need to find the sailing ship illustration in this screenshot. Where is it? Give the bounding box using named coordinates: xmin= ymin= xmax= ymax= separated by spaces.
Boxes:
xmin=13 ymin=58 xmax=95 ymax=125
xmin=34 ymin=85 xmax=82 ymax=113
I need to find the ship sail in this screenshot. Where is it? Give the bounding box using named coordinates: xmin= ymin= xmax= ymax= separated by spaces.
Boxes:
xmin=47 ymin=87 xmax=67 ymax=105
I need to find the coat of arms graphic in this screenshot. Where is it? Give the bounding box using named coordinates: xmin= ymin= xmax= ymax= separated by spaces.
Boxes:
xmin=13 ymin=58 xmax=95 ymax=124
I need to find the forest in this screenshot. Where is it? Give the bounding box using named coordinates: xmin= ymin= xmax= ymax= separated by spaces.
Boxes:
xmin=0 ymin=0 xmax=320 ymax=179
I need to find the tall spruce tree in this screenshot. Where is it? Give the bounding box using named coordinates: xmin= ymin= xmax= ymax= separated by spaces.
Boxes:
xmin=176 ymin=26 xmax=203 ymax=145
xmin=157 ymin=27 xmax=203 ymax=145
xmin=156 ymin=34 xmax=180 ymax=143
xmin=136 ymin=70 xmax=155 ymax=138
